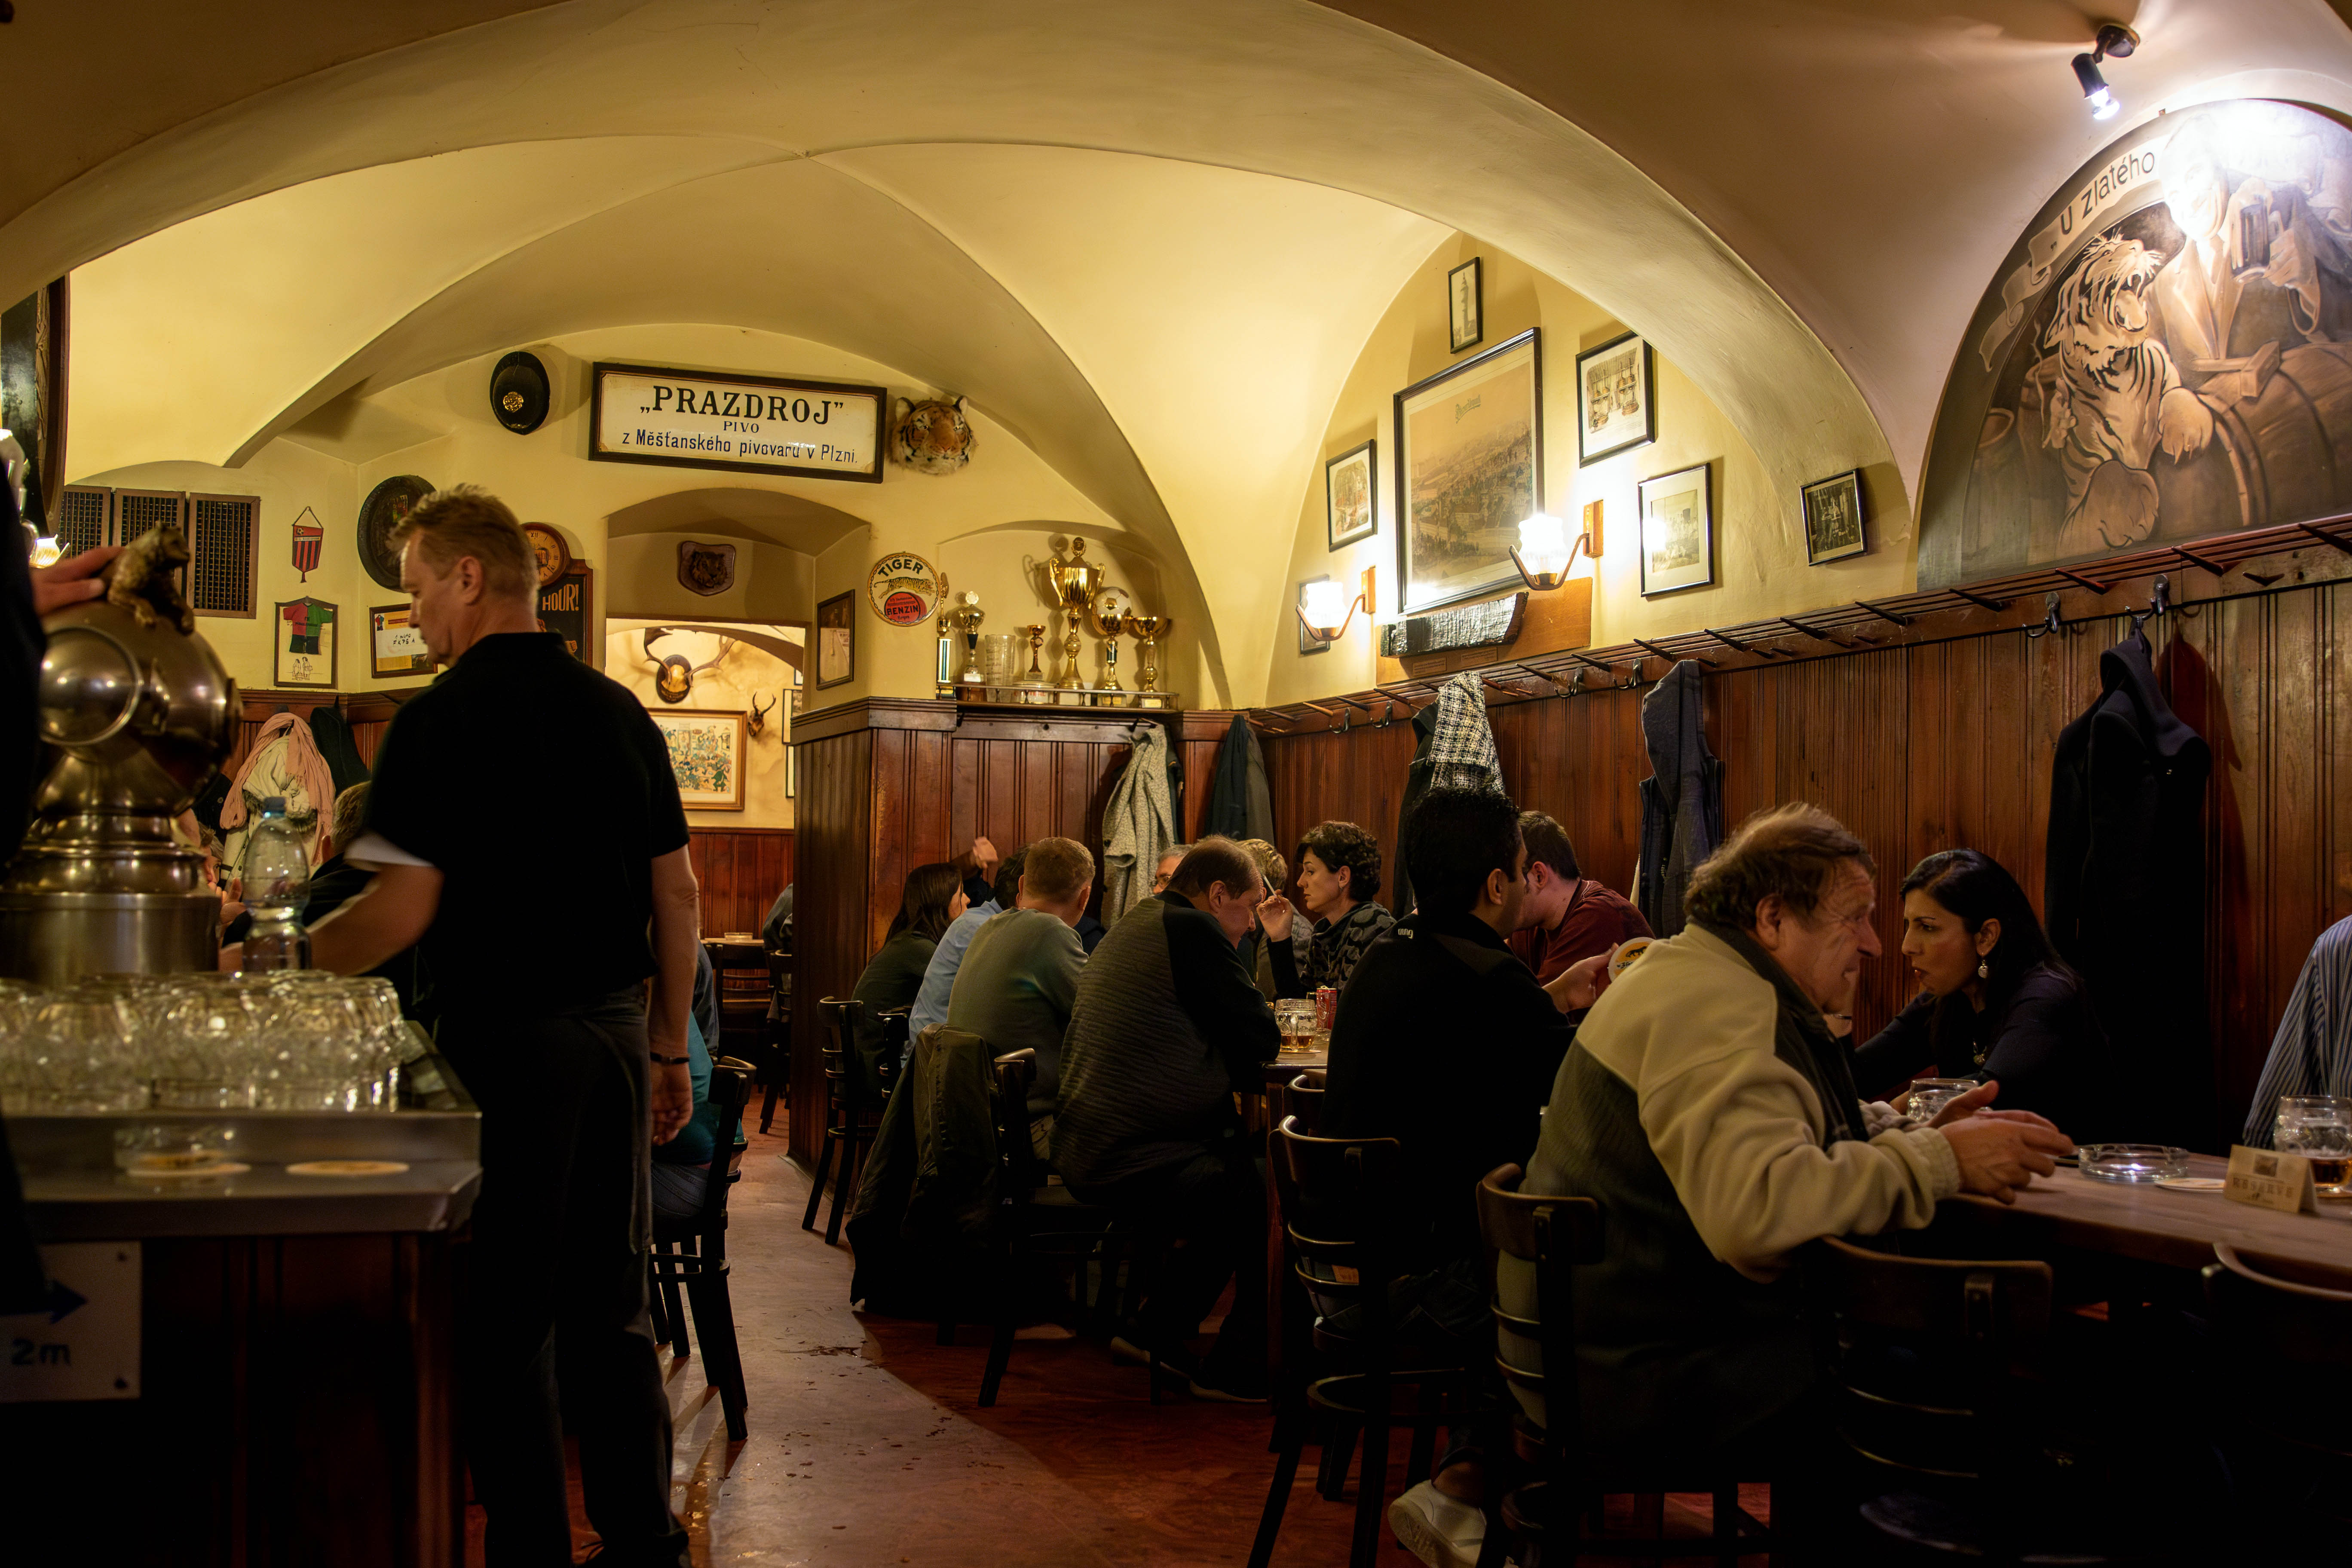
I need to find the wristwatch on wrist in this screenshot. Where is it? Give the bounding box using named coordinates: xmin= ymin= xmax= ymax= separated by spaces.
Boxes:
xmin=649 ymin=1051 xmax=690 ymax=1066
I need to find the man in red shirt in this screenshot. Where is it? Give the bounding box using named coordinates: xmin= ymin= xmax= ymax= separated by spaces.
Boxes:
xmin=1505 ymin=810 xmax=1650 ymax=983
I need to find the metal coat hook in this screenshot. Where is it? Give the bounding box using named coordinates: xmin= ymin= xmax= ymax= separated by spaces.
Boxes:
xmin=2127 ymin=573 xmax=2194 ymax=635
xmin=2023 ymin=592 xmax=2069 ymax=640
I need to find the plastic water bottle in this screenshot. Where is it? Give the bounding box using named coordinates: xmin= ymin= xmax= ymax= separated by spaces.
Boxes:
xmin=239 ymin=796 xmax=312 ymax=971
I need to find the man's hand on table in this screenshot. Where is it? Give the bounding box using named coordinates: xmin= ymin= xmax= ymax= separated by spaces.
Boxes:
xmin=650 ymin=1059 xmax=693 ymax=1145
xmin=1938 ymin=1079 xmax=2074 ymax=1203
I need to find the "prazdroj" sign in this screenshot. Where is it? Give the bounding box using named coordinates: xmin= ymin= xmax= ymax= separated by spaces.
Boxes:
xmin=590 ymin=362 xmax=885 ymax=484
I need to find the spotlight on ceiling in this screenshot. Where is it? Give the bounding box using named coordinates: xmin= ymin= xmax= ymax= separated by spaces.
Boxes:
xmin=2073 ymin=21 xmax=2138 ymax=122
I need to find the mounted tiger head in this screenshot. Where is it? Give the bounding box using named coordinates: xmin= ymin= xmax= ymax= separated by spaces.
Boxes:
xmin=891 ymin=395 xmax=976 ymax=476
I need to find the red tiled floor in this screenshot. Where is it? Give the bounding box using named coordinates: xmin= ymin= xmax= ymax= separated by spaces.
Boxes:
xmin=469 ymin=1108 xmax=1767 ymax=1566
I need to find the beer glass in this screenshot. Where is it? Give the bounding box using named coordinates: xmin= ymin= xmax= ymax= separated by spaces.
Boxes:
xmin=2275 ymin=1095 xmax=2352 ymax=1194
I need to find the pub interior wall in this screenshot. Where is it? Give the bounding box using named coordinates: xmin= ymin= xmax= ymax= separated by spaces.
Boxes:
xmin=1264 ymin=235 xmax=1916 ymax=707
xmin=603 ymin=619 xmax=798 ymax=832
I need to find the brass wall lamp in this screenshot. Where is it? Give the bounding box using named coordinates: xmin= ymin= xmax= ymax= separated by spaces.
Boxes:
xmin=1508 ymin=502 xmax=1602 ymax=591
xmin=1297 ymin=566 xmax=1378 ymax=643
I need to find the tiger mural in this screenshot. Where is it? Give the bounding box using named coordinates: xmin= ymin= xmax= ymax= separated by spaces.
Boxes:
xmin=2037 ymin=233 xmax=2214 ymax=556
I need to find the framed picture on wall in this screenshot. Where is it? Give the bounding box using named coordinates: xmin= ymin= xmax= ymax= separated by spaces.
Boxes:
xmin=1393 ymin=328 xmax=1541 ymax=616
xmin=1638 ymin=463 xmax=1715 ymax=597
xmin=274 ymin=597 xmax=338 ymax=688
xmin=1296 ymin=576 xmax=1331 ymax=655
xmin=652 ymin=709 xmax=747 ymax=811
xmin=369 ymin=603 xmax=430 ymax=679
xmin=815 ymin=591 xmax=854 ymax=689
xmin=1801 ymin=469 xmax=1868 ymax=564
xmin=1325 ymin=439 xmax=1376 ymax=550
xmin=1447 ymin=257 xmax=1483 ymax=353
xmin=1574 ymin=331 xmax=1655 ymax=466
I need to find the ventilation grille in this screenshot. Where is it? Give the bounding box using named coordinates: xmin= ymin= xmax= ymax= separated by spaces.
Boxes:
xmin=55 ymin=487 xmax=108 ymax=557
xmin=114 ymin=490 xmax=185 ymax=546
xmin=188 ymin=494 xmax=257 ymax=616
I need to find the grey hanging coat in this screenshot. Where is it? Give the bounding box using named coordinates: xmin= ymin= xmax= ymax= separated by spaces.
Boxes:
xmin=1635 ymin=659 xmax=1724 ymax=937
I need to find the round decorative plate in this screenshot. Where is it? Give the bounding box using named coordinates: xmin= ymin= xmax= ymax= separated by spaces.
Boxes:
xmin=521 ymin=523 xmax=571 ymax=587
xmin=357 ymin=475 xmax=434 ymax=590
xmin=867 ymin=551 xmax=943 ymax=625
xmin=489 ymin=349 xmax=550 ymax=434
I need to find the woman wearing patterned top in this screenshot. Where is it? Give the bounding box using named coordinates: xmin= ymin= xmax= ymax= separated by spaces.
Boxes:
xmin=1260 ymin=820 xmax=1396 ymax=997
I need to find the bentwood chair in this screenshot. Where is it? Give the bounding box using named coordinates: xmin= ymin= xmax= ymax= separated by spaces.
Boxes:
xmin=2202 ymin=1243 xmax=2352 ymax=1548
xmin=967 ymin=1048 xmax=1125 ymax=1407
xmin=1250 ymin=1118 xmax=1471 ymax=1568
xmin=1277 ymin=1069 xmax=1325 ymax=1134
xmin=755 ymin=943 xmax=793 ymax=1135
xmin=802 ymin=998 xmax=881 ymax=1244
xmin=647 ymin=1058 xmax=753 ymax=1441
xmin=1474 ymin=1164 xmax=1773 ymax=1566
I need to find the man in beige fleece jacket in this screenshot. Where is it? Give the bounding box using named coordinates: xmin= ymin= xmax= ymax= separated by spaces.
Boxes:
xmin=1512 ymin=804 xmax=2071 ymax=1481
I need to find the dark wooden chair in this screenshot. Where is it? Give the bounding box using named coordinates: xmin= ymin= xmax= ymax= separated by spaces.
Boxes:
xmin=1474 ymin=1162 xmax=1772 ymax=1566
xmin=646 ymin=1058 xmax=754 ymax=1441
xmin=802 ymin=997 xmax=880 ymax=1245
xmin=1249 ymin=1117 xmax=1470 ymax=1568
xmin=1277 ymin=1069 xmax=1324 ymax=1134
xmin=966 ymin=1048 xmax=1126 ymax=1407
xmin=1806 ymin=1231 xmax=2159 ymax=1563
xmin=755 ymin=943 xmax=792 ymax=1135
xmin=2202 ymin=1242 xmax=2352 ymax=1547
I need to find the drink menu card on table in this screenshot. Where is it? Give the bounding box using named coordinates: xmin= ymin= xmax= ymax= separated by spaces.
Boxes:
xmin=2224 ymin=1145 xmax=2319 ymax=1215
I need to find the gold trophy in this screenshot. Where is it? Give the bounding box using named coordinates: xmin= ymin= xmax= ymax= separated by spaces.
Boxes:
xmin=945 ymin=592 xmax=986 ymax=692
xmin=1122 ymin=612 xmax=1173 ymax=703
xmin=1019 ymin=624 xmax=1047 ymax=704
xmin=1087 ymin=585 xmax=1130 ymax=701
xmin=1043 ymin=536 xmax=1104 ymax=691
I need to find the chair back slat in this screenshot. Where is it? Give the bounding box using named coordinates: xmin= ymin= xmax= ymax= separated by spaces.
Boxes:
xmin=690 ymin=1062 xmax=755 ymax=1229
xmin=1474 ymin=1164 xmax=1598 ymax=1452
xmin=1277 ymin=1070 xmax=1325 ymax=1134
xmin=1810 ymin=1235 xmax=2052 ymax=1364
xmin=991 ymin=1049 xmax=1042 ymax=1197
xmin=1272 ymin=1116 xmax=1405 ymax=1308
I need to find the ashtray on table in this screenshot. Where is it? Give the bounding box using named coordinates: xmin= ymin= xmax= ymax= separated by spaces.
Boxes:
xmin=2076 ymin=1144 xmax=2190 ymax=1183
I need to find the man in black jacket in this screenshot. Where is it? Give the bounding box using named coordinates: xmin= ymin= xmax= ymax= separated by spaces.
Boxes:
xmin=1054 ymin=837 xmax=1278 ymax=1400
xmin=1323 ymin=786 xmax=1607 ymax=1568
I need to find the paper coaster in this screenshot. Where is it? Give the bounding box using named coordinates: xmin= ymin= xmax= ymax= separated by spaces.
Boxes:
xmin=285 ymin=1159 xmax=410 ymax=1177
xmin=123 ymin=1161 xmax=250 ymax=1180
xmin=2153 ymin=1176 xmax=2225 ymax=1192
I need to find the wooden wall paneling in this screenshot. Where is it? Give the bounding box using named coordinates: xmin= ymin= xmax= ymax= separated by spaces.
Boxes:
xmin=684 ymin=829 xmax=794 ymax=938
xmin=1177 ymin=711 xmax=1236 ymax=842
xmin=790 ymin=726 xmax=873 ymax=1163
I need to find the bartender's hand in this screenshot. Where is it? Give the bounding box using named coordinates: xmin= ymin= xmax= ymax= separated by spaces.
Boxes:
xmin=1255 ymin=893 xmax=1295 ymax=943
xmin=31 ymin=545 xmax=119 ymax=616
xmin=1941 ymin=1110 xmax=2073 ymax=1204
xmin=650 ymin=1060 xmax=693 ymax=1145
xmin=1543 ymin=951 xmax=1612 ymax=1014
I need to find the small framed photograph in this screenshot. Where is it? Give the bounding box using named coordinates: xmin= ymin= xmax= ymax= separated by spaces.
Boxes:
xmin=1574 ymin=331 xmax=1656 ymax=466
xmin=815 ymin=590 xmax=854 ymax=689
xmin=369 ymin=603 xmax=430 ymax=679
xmin=1638 ymin=463 xmax=1714 ymax=597
xmin=1801 ymin=469 xmax=1868 ymax=564
xmin=652 ymin=709 xmax=747 ymax=811
xmin=274 ymin=597 xmax=339 ymax=688
xmin=1325 ymin=439 xmax=1376 ymax=550
xmin=1296 ymin=576 xmax=1331 ymax=655
xmin=1447 ymin=257 xmax=1483 ymax=353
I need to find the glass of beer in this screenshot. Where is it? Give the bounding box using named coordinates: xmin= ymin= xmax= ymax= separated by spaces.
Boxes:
xmin=1905 ymin=1078 xmax=1977 ymax=1122
xmin=2275 ymin=1095 xmax=2352 ymax=1195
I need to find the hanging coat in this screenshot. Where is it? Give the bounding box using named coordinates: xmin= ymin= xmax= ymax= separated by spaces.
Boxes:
xmin=1391 ymin=701 xmax=1440 ymax=917
xmin=1207 ymin=710 xmax=1273 ymax=842
xmin=218 ymin=712 xmax=337 ymax=869
xmin=1102 ymin=721 xmax=1176 ymax=921
xmin=1635 ymin=659 xmax=1724 ymax=938
xmin=306 ymin=704 xmax=373 ymax=797
xmin=844 ymin=1025 xmax=1000 ymax=1317
xmin=1427 ymin=671 xmax=1503 ymax=791
xmin=2045 ymin=629 xmax=2209 ymax=1146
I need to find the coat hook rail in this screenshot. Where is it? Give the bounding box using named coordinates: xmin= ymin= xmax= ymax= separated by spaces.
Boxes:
xmin=2052 ymin=567 xmax=2111 ymax=595
xmin=2299 ymin=522 xmax=2352 ymax=558
xmin=1701 ymin=626 xmax=1771 ymax=657
xmin=2169 ymin=543 xmax=2227 ymax=576
xmin=2023 ymin=591 xmax=2068 ymax=640
xmin=1853 ymin=600 xmax=1913 ymax=628
xmin=1779 ymin=615 xmax=1861 ymax=648
xmin=1948 ymin=586 xmax=2013 ymax=612
xmin=1632 ymin=637 xmax=1715 ymax=668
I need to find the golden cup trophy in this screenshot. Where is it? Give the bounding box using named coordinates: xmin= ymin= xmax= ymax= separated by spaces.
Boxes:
xmin=1043 ymin=536 xmax=1104 ymax=691
xmin=1087 ymin=585 xmax=1130 ymax=698
xmin=945 ymin=591 xmax=986 ymax=691
xmin=1122 ymin=612 xmax=1174 ymax=703
xmin=1018 ymin=624 xmax=1047 ymax=704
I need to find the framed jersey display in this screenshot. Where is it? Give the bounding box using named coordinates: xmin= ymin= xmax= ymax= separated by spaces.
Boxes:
xmin=274 ymin=597 xmax=338 ymax=688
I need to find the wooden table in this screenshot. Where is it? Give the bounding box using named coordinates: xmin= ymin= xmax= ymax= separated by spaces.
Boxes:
xmin=1943 ymin=1153 xmax=2352 ymax=1289
xmin=703 ymin=934 xmax=766 ymax=973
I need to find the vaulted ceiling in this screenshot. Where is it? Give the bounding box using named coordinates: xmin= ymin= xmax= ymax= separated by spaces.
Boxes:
xmin=12 ymin=0 xmax=2352 ymax=700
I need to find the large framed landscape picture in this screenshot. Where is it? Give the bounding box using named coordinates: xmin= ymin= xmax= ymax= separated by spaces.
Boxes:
xmin=1393 ymin=328 xmax=1541 ymax=615
xmin=654 ymin=709 xmax=747 ymax=811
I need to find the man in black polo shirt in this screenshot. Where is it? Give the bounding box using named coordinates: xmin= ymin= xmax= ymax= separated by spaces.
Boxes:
xmin=251 ymin=486 xmax=698 ymax=1567
xmin=1323 ymin=785 xmax=1608 ymax=1568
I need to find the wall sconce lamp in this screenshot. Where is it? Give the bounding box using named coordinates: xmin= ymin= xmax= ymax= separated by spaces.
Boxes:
xmin=2073 ymin=22 xmax=2137 ymax=122
xmin=1297 ymin=566 xmax=1377 ymax=643
xmin=1508 ymin=503 xmax=1602 ymax=591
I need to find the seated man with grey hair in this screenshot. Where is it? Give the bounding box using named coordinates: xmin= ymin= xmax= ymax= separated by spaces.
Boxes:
xmin=1507 ymin=804 xmax=2072 ymax=1541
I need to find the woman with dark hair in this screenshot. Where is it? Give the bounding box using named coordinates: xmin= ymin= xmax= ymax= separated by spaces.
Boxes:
xmin=1260 ymin=819 xmax=1396 ymax=996
xmin=849 ymin=861 xmax=966 ymax=1093
xmin=1850 ymin=848 xmax=2106 ymax=1132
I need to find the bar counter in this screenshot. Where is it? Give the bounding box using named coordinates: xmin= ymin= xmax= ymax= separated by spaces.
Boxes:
xmin=4 ymin=1092 xmax=482 ymax=1568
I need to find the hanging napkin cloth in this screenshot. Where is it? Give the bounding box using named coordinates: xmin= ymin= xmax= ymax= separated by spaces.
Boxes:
xmin=1102 ymin=721 xmax=1176 ymax=922
xmin=217 ymin=710 xmax=337 ymax=871
xmin=1636 ymin=659 xmax=1724 ymax=937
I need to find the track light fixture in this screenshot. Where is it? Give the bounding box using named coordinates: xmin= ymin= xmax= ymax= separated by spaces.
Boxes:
xmin=2073 ymin=21 xmax=2138 ymax=122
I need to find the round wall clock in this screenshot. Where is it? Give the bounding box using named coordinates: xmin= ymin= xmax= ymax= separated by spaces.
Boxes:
xmin=867 ymin=551 xmax=944 ymax=625
xmin=521 ymin=523 xmax=571 ymax=586
xmin=357 ymin=475 xmax=434 ymax=590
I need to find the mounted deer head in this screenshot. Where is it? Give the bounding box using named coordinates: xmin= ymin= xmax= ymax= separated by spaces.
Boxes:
xmin=639 ymin=628 xmax=736 ymax=704
xmin=747 ymin=691 xmax=776 ymax=736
